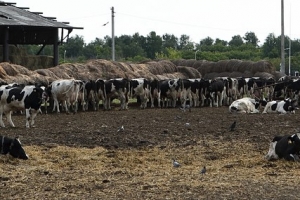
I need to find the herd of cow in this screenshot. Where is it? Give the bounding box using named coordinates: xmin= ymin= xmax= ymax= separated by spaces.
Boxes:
xmin=1 ymin=75 xmax=300 ymax=161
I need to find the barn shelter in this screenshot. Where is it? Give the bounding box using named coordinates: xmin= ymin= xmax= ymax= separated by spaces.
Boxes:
xmin=0 ymin=1 xmax=83 ymax=67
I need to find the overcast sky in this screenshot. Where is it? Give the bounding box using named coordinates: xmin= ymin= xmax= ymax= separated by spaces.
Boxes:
xmin=13 ymin=0 xmax=299 ymax=46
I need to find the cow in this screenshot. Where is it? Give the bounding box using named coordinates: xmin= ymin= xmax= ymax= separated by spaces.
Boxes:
xmin=265 ymin=133 xmax=300 ymax=161
xmin=158 ymin=78 xmax=182 ymax=108
xmin=149 ymin=79 xmax=160 ymax=108
xmin=83 ymin=80 xmax=98 ymax=111
xmin=180 ymin=79 xmax=192 ymax=108
xmin=208 ymin=79 xmax=225 ymax=107
xmin=218 ymin=77 xmax=239 ymax=106
xmin=130 ymin=78 xmax=150 ymax=109
xmin=262 ymin=98 xmax=297 ymax=114
xmin=94 ymin=79 xmax=106 ymax=110
xmin=0 ymin=84 xmax=45 ymax=128
xmin=188 ymin=78 xmax=201 ymax=107
xmin=199 ymin=79 xmax=211 ymax=107
xmin=48 ymin=79 xmax=82 ymax=113
xmin=229 ymin=97 xmax=265 ymax=114
xmin=236 ymin=77 xmax=247 ymax=99
xmin=0 ymin=136 xmax=28 ymax=159
xmin=103 ymin=78 xmax=129 ymax=110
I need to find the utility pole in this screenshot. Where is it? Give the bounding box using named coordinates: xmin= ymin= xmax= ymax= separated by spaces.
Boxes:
xmin=280 ymin=0 xmax=285 ymax=74
xmin=111 ymin=7 xmax=115 ymax=61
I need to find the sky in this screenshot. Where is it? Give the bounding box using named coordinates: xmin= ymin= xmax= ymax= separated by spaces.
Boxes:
xmin=13 ymin=0 xmax=300 ymax=46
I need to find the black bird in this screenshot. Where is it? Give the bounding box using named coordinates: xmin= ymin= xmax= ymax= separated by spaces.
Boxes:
xmin=102 ymin=21 xmax=109 ymax=26
xmin=200 ymin=166 xmax=206 ymax=175
xmin=229 ymin=121 xmax=236 ymax=131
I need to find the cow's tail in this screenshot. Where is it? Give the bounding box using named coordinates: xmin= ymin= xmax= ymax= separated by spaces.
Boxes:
xmin=62 ymin=79 xmax=75 ymax=95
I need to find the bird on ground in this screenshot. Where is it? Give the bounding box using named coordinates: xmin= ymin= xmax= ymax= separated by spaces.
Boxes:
xmin=172 ymin=159 xmax=180 ymax=168
xmin=117 ymin=125 xmax=124 ymax=132
xmin=229 ymin=121 xmax=236 ymax=131
xmin=102 ymin=21 xmax=109 ymax=26
xmin=200 ymin=166 xmax=206 ymax=175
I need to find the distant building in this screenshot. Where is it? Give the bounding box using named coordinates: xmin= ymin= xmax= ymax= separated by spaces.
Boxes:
xmin=0 ymin=1 xmax=83 ymax=67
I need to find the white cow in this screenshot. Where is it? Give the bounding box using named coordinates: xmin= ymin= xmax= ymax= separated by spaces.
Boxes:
xmin=229 ymin=97 xmax=260 ymax=113
xmin=49 ymin=79 xmax=82 ymax=113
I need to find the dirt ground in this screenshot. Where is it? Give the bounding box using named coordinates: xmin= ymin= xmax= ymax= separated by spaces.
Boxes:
xmin=1 ymin=104 xmax=300 ymax=199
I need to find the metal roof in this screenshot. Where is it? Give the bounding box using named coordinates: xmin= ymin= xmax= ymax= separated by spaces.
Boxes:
xmin=0 ymin=1 xmax=83 ymax=46
xmin=0 ymin=1 xmax=82 ymax=29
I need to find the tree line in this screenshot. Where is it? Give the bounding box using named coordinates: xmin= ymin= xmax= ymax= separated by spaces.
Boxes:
xmin=23 ymin=31 xmax=300 ymax=75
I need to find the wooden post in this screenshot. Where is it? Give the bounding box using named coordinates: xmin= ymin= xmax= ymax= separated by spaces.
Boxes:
xmin=3 ymin=27 xmax=9 ymax=62
xmin=53 ymin=28 xmax=59 ymax=66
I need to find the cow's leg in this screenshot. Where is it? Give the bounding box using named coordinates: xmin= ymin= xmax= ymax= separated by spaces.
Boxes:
xmin=25 ymin=109 xmax=31 ymax=128
xmin=0 ymin=111 xmax=5 ymax=127
xmin=6 ymin=111 xmax=15 ymax=127
xmin=53 ymin=98 xmax=60 ymax=113
xmin=64 ymin=100 xmax=70 ymax=113
xmin=30 ymin=109 xmax=38 ymax=128
xmin=107 ymin=98 xmax=111 ymax=110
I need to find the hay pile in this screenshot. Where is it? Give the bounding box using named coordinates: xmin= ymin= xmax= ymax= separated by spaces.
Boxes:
xmin=172 ymin=59 xmax=276 ymax=79
xmin=0 ymin=59 xmax=202 ymax=84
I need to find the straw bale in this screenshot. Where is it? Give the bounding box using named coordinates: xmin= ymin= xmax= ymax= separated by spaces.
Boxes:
xmin=0 ymin=62 xmax=19 ymax=76
xmin=272 ymin=71 xmax=286 ymax=81
xmin=0 ymin=65 xmax=8 ymax=79
xmin=253 ymin=72 xmax=274 ymax=79
xmin=176 ymin=66 xmax=202 ymax=78
xmin=203 ymin=72 xmax=219 ymax=79
xmin=229 ymin=71 xmax=244 ymax=78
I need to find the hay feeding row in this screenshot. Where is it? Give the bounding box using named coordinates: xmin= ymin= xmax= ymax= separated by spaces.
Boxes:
xmin=0 ymin=58 xmax=280 ymax=84
xmin=0 ymin=59 xmax=203 ymax=84
xmin=172 ymin=59 xmax=276 ymax=79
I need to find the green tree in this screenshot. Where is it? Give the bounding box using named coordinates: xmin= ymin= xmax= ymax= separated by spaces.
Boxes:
xmin=178 ymin=34 xmax=191 ymax=50
xmin=145 ymin=31 xmax=162 ymax=59
xmin=243 ymin=32 xmax=259 ymax=47
xmin=262 ymin=33 xmax=279 ymax=58
xmin=65 ymin=35 xmax=85 ymax=58
xmin=229 ymin=35 xmax=244 ymax=47
xmin=201 ymin=37 xmax=214 ymax=46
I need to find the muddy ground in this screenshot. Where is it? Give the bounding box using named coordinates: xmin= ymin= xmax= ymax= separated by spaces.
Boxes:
xmin=0 ymin=104 xmax=300 ymax=199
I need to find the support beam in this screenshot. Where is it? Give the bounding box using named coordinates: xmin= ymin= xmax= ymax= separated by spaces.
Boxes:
xmin=53 ymin=28 xmax=59 ymax=66
xmin=3 ymin=27 xmax=9 ymax=62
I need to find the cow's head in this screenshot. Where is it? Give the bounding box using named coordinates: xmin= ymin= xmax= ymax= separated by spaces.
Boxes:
xmin=283 ymin=98 xmax=297 ymax=112
xmin=2 ymin=137 xmax=28 ymax=160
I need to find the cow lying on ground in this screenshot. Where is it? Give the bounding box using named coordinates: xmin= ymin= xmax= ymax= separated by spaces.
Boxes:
xmin=229 ymin=97 xmax=267 ymax=113
xmin=262 ymin=98 xmax=297 ymax=114
xmin=265 ymin=133 xmax=300 ymax=161
xmin=0 ymin=136 xmax=28 ymax=159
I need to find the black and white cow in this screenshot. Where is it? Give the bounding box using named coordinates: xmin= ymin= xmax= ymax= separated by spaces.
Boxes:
xmin=262 ymin=98 xmax=297 ymax=114
xmin=265 ymin=133 xmax=300 ymax=161
xmin=94 ymin=79 xmax=106 ymax=110
xmin=0 ymin=84 xmax=45 ymax=128
xmin=188 ymin=78 xmax=201 ymax=107
xmin=158 ymin=78 xmax=182 ymax=108
xmin=208 ymin=79 xmax=225 ymax=107
xmin=83 ymin=80 xmax=98 ymax=110
xmin=130 ymin=78 xmax=150 ymax=109
xmin=229 ymin=97 xmax=265 ymax=114
xmin=180 ymin=79 xmax=192 ymax=108
xmin=236 ymin=77 xmax=247 ymax=99
xmin=103 ymin=78 xmax=129 ymax=110
xmin=0 ymin=136 xmax=28 ymax=159
xmin=149 ymin=79 xmax=160 ymax=108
